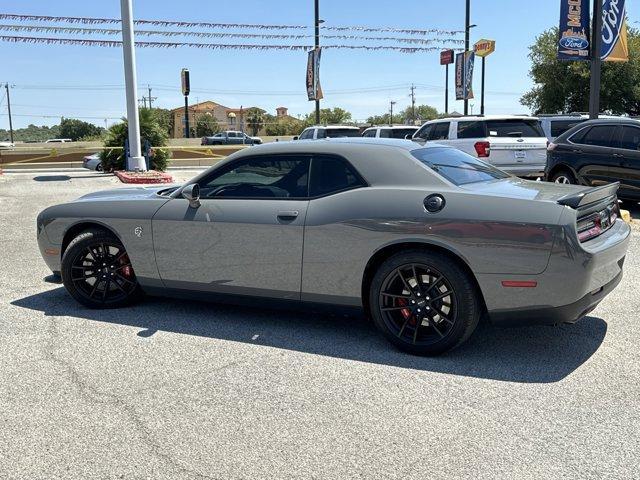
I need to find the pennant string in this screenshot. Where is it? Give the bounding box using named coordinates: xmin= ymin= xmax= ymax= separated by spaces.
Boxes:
xmin=0 ymin=35 xmax=462 ymax=53
xmin=0 ymin=13 xmax=463 ymax=36
xmin=0 ymin=24 xmax=464 ymax=44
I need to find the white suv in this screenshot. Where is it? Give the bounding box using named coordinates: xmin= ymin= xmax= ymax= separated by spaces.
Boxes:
xmin=412 ymin=115 xmax=547 ymax=177
xmin=296 ymin=125 xmax=360 ymax=140
xmin=362 ymin=125 xmax=419 ymax=139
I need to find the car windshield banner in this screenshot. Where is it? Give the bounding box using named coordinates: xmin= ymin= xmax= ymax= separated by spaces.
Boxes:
xmin=455 ymin=51 xmax=475 ymax=101
xmin=601 ymin=0 xmax=629 ymax=62
xmin=558 ymin=0 xmax=590 ymax=61
xmin=306 ymin=47 xmax=324 ymax=101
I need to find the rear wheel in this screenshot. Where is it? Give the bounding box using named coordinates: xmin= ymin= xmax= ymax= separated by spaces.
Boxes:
xmin=369 ymin=251 xmax=481 ymax=356
xmin=551 ymin=169 xmax=576 ymax=184
xmin=61 ymin=229 xmax=143 ymax=309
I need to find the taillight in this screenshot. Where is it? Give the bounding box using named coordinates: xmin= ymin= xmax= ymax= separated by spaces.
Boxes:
xmin=577 ymin=202 xmax=619 ymax=242
xmin=547 ymin=142 xmax=557 ymax=151
xmin=474 ymin=141 xmax=490 ymax=157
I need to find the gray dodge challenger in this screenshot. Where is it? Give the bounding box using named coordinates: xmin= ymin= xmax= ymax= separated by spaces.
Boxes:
xmin=37 ymin=139 xmax=630 ymax=355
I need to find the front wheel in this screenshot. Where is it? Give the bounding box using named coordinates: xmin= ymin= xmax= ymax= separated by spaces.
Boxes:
xmin=61 ymin=229 xmax=144 ymax=309
xmin=369 ymin=250 xmax=481 ymax=356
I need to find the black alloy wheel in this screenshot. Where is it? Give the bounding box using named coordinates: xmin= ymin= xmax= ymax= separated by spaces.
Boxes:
xmin=61 ymin=229 xmax=143 ymax=308
xmin=370 ymin=251 xmax=481 ymax=355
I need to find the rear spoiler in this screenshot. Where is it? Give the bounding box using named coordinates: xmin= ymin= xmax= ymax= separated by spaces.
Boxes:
xmin=557 ymin=182 xmax=619 ymax=208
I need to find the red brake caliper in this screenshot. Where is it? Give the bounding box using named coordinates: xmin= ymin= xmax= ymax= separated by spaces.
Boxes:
xmin=397 ymin=299 xmax=416 ymax=326
xmin=120 ymin=254 xmax=133 ymax=278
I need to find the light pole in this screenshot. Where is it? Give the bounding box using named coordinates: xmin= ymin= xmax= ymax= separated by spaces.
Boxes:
xmin=4 ymin=83 xmax=13 ymax=144
xmin=314 ymin=0 xmax=321 ymax=125
xmin=589 ymin=0 xmax=604 ymax=119
xmin=389 ymin=101 xmax=396 ymax=126
xmin=119 ymin=0 xmax=146 ymax=171
xmin=464 ymin=0 xmax=471 ymax=116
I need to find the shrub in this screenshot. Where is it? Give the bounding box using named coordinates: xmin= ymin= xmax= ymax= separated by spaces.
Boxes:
xmin=100 ymin=108 xmax=170 ymax=171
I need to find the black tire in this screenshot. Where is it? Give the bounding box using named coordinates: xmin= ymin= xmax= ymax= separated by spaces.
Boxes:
xmin=96 ymin=164 xmax=103 ymax=172
xmin=369 ymin=250 xmax=481 ymax=356
xmin=551 ymin=169 xmax=576 ymax=185
xmin=61 ymin=229 xmax=144 ymax=309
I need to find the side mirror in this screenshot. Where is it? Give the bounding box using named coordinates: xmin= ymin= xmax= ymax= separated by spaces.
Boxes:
xmin=182 ymin=183 xmax=201 ymax=209
xmin=405 ymin=134 xmax=412 ymax=140
xmin=292 ymin=136 xmax=299 ymax=140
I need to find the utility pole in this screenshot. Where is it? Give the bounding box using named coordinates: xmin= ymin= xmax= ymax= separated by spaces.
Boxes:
xmin=314 ymin=0 xmax=321 ymax=124
xmin=589 ymin=0 xmax=604 ymax=119
xmin=409 ymin=84 xmax=416 ymax=124
xmin=464 ymin=0 xmax=471 ymax=116
xmin=389 ymin=101 xmax=396 ymax=126
xmin=147 ymin=85 xmax=156 ymax=109
xmin=4 ymin=83 xmax=13 ymax=144
xmin=119 ymin=0 xmax=146 ymax=171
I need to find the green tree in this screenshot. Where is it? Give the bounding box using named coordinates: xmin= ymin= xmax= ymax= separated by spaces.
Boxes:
xmin=405 ymin=105 xmax=440 ymax=122
xmin=100 ymin=108 xmax=170 ymax=171
xmin=366 ymin=113 xmax=404 ymax=125
xmin=153 ymin=108 xmax=174 ymax=137
xmin=59 ymin=118 xmax=104 ymax=141
xmin=195 ymin=113 xmax=221 ymax=137
xmin=265 ymin=118 xmax=304 ymax=136
xmin=245 ymin=108 xmax=266 ymax=136
xmin=0 ymin=124 xmax=61 ymax=142
xmin=521 ymin=27 xmax=640 ymax=115
xmin=303 ymin=107 xmax=352 ymax=126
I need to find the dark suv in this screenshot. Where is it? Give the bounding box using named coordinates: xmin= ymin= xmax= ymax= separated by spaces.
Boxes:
xmin=546 ymin=118 xmax=640 ymax=200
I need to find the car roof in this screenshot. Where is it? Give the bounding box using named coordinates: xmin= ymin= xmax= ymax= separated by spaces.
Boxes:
xmin=305 ymin=125 xmax=360 ymax=129
xmin=235 ymin=137 xmax=444 ymax=154
xmin=426 ymin=115 xmax=539 ymax=122
xmin=364 ymin=125 xmax=419 ymax=130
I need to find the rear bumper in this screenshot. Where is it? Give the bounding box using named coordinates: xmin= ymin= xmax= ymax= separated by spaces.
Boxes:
xmin=481 ymin=217 xmax=630 ymax=327
xmin=489 ymin=270 xmax=622 ymax=326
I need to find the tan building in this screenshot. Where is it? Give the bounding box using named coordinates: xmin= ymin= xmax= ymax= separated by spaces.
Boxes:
xmin=170 ymin=101 xmax=286 ymax=138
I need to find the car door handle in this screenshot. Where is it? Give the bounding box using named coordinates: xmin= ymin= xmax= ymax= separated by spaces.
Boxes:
xmin=572 ymin=148 xmax=583 ymax=153
xmin=277 ymin=210 xmax=299 ymax=220
xmin=612 ymin=153 xmax=624 ymax=158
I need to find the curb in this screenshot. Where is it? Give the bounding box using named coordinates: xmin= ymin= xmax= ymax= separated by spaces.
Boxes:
xmin=114 ymin=170 xmax=174 ymax=184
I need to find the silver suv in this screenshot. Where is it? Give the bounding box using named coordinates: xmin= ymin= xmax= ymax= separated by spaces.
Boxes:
xmin=296 ymin=125 xmax=360 ymax=140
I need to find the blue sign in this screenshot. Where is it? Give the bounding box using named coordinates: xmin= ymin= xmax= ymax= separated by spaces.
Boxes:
xmin=558 ymin=0 xmax=591 ymax=61
xmin=601 ymin=0 xmax=627 ymax=61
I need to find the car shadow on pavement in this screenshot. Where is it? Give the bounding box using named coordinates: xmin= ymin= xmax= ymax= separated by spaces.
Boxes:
xmin=12 ymin=287 xmax=607 ymax=384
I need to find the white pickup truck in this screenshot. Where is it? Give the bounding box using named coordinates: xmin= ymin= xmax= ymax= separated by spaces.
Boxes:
xmin=412 ymin=115 xmax=548 ymax=178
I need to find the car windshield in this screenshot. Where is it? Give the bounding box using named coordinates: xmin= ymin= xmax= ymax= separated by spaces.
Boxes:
xmin=485 ymin=119 xmax=544 ymax=138
xmin=412 ymin=147 xmax=510 ymax=185
xmin=326 ymin=129 xmax=360 ymax=138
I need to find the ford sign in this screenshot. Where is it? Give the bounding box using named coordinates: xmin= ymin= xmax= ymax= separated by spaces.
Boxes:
xmin=559 ymin=36 xmax=589 ymax=50
xmin=601 ymin=0 xmax=629 ymax=62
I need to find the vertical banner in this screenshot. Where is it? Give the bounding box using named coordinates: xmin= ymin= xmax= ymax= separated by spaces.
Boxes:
xmin=558 ymin=0 xmax=590 ymax=60
xmin=601 ymin=0 xmax=629 ymax=62
xmin=306 ymin=47 xmax=323 ymax=101
xmin=455 ymin=51 xmax=475 ymax=101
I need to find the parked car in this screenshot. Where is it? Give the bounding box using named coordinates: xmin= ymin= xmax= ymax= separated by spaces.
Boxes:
xmin=201 ymin=131 xmax=262 ymax=145
xmin=294 ymin=125 xmax=360 ymax=140
xmin=546 ymin=118 xmax=640 ymax=200
xmin=82 ymin=153 xmax=103 ymax=172
xmin=538 ymin=114 xmax=588 ymax=141
xmin=45 ymin=138 xmax=73 ymax=143
xmin=0 ymin=140 xmax=15 ymax=150
xmin=362 ymin=125 xmax=419 ymax=139
xmin=412 ymin=115 xmax=548 ymax=177
xmin=37 ymin=139 xmax=629 ymax=356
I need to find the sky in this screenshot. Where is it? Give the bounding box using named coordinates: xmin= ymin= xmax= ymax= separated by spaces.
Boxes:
xmin=1 ymin=0 xmax=638 ymax=130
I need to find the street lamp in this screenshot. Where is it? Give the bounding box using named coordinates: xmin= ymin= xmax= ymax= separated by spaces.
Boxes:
xmin=389 ymin=101 xmax=396 ymax=126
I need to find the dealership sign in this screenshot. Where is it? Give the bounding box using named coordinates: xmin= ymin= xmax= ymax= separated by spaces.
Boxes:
xmin=455 ymin=51 xmax=475 ymax=101
xmin=440 ymin=49 xmax=454 ymax=65
xmin=473 ymin=39 xmax=495 ymax=57
xmin=557 ymin=0 xmax=590 ymax=60
xmin=306 ymin=47 xmax=323 ymax=101
xmin=601 ymin=0 xmax=629 ymax=62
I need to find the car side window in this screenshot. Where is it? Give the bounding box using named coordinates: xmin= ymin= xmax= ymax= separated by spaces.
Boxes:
xmin=316 ymin=129 xmax=327 ymax=139
xmin=415 ymin=124 xmax=433 ymax=141
xmin=379 ymin=129 xmax=392 ymax=138
xmin=619 ymin=126 xmax=640 ymax=151
xmin=551 ymin=120 xmax=585 ymax=138
xmin=309 ymin=155 xmax=366 ymax=197
xmin=199 ymin=155 xmax=310 ymax=199
xmin=429 ymin=123 xmax=450 ymax=141
xmin=457 ymin=121 xmax=486 ymax=139
xmin=299 ymin=129 xmax=313 ymax=140
xmin=580 ymin=125 xmax=618 ymax=148
xmin=362 ymin=129 xmax=377 ymax=138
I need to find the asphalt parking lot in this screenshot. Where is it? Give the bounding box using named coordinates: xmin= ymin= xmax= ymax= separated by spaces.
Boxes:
xmin=1 ymin=170 xmax=639 ymax=479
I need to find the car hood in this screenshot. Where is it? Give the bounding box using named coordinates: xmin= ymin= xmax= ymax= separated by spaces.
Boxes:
xmin=75 ymin=185 xmax=178 ymax=202
xmin=460 ymin=177 xmax=588 ymax=203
